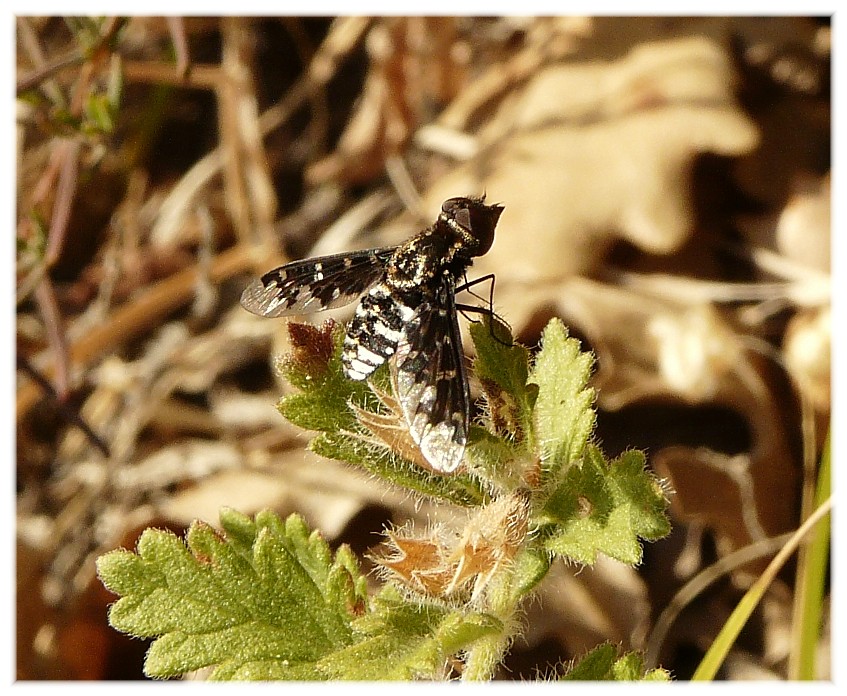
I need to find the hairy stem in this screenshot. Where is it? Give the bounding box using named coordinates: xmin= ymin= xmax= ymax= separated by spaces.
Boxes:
xmin=461 ymin=561 xmax=524 ymax=680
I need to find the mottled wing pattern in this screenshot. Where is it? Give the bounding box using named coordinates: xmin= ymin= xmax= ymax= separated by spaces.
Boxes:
xmin=240 ymin=247 xmax=395 ymax=318
xmin=392 ymin=277 xmax=469 ymax=473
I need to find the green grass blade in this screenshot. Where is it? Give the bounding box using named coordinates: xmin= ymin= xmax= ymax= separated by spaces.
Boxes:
xmin=692 ymin=495 xmax=833 ymax=681
xmin=791 ymin=430 xmax=831 ymax=679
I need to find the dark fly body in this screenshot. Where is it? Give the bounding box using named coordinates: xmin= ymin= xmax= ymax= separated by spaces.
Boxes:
xmin=240 ymin=196 xmax=504 ymax=474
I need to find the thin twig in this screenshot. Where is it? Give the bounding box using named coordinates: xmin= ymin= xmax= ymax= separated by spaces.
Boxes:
xmin=16 ymin=244 xmax=255 ymax=422
xmin=17 ymin=49 xmax=84 ymax=95
xmin=613 ymin=269 xmax=830 ymax=308
xmin=33 ymin=278 xmax=71 ymax=401
xmin=16 ymin=356 xmax=111 ymax=458
xmin=219 ymin=17 xmax=278 ymax=250
xmin=16 ymin=16 xmax=73 ymax=101
xmin=45 ymin=139 xmax=81 ymax=268
xmin=385 ymin=154 xmax=425 ymax=218
xmin=150 ymin=16 xmax=373 ymax=256
xmin=166 ymin=16 xmax=191 ymax=80
xmin=67 ymin=17 xmax=126 ymax=117
xmin=122 ymin=60 xmax=221 ymax=88
xmin=279 ymin=17 xmax=330 ymax=157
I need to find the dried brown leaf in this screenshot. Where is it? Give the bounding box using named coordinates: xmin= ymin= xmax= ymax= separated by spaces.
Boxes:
xmin=422 ymin=36 xmax=759 ymax=282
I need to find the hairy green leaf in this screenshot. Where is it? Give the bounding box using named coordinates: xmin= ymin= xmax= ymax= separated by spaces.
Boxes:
xmin=97 ymin=510 xmax=364 ymax=680
xmin=562 ymin=643 xmax=670 ymax=681
xmin=318 ymin=588 xmax=503 ymax=680
xmin=540 ymin=447 xmax=670 ymax=565
xmin=469 ymin=317 xmax=537 ymax=438
xmin=277 ymin=322 xmax=487 ymax=505
xmin=528 ymin=318 xmax=595 ymax=483
xmin=508 ymin=544 xmax=553 ymax=601
xmin=467 ymin=318 xmax=539 ymax=488
xmin=310 ymin=431 xmax=487 ymax=507
xmin=97 ymin=313 xmax=675 ymax=681
xmin=276 ymin=323 xmax=374 ymax=434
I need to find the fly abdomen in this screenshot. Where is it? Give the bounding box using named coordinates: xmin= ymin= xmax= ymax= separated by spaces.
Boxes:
xmin=342 ymin=284 xmax=415 ymax=380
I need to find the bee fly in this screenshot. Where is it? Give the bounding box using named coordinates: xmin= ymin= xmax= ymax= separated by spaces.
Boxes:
xmin=240 ymin=196 xmax=504 ymax=474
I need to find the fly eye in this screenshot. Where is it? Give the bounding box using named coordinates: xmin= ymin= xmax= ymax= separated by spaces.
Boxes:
xmin=454 ymin=207 xmax=472 ymax=230
xmin=441 ymin=197 xmax=461 ymax=213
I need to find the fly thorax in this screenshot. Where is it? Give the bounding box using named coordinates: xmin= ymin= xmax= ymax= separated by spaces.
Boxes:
xmin=387 ymin=233 xmax=450 ymax=290
xmin=386 ymin=250 xmax=428 ymax=289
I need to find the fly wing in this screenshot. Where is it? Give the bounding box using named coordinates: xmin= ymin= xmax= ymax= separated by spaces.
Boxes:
xmin=392 ymin=277 xmax=469 ymax=474
xmin=240 ymin=247 xmax=395 ymax=317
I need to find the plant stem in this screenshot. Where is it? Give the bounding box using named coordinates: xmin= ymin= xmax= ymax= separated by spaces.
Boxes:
xmin=461 ymin=556 xmax=526 ymax=681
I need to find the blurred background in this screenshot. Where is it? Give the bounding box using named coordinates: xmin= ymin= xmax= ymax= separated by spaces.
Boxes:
xmin=15 ymin=16 xmax=830 ymax=680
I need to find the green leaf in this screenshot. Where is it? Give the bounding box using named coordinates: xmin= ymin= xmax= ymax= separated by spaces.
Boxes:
xmin=318 ymin=588 xmax=503 ymax=680
xmin=277 ymin=323 xmax=374 ymax=434
xmin=85 ymin=93 xmax=116 ymax=133
xmin=311 ymin=431 xmax=487 ymax=507
xmin=468 ymin=318 xmax=540 ymax=489
xmin=469 ymin=317 xmax=537 ymax=439
xmin=465 ymin=426 xmax=527 ymax=491
xmin=508 ymin=544 xmax=552 ymax=601
xmin=562 ymin=643 xmax=670 ymax=681
xmin=17 ymin=214 xmax=48 ymax=263
xmin=539 ymin=447 xmax=670 ymax=566
xmin=277 ymin=321 xmax=487 ymax=506
xmin=98 ymin=510 xmax=503 ymax=681
xmin=97 ymin=510 xmax=365 ymax=680
xmin=528 ymin=318 xmax=595 ymax=483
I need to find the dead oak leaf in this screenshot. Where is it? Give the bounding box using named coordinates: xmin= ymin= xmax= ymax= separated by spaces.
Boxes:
xmin=421 ymin=36 xmax=759 ymax=282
